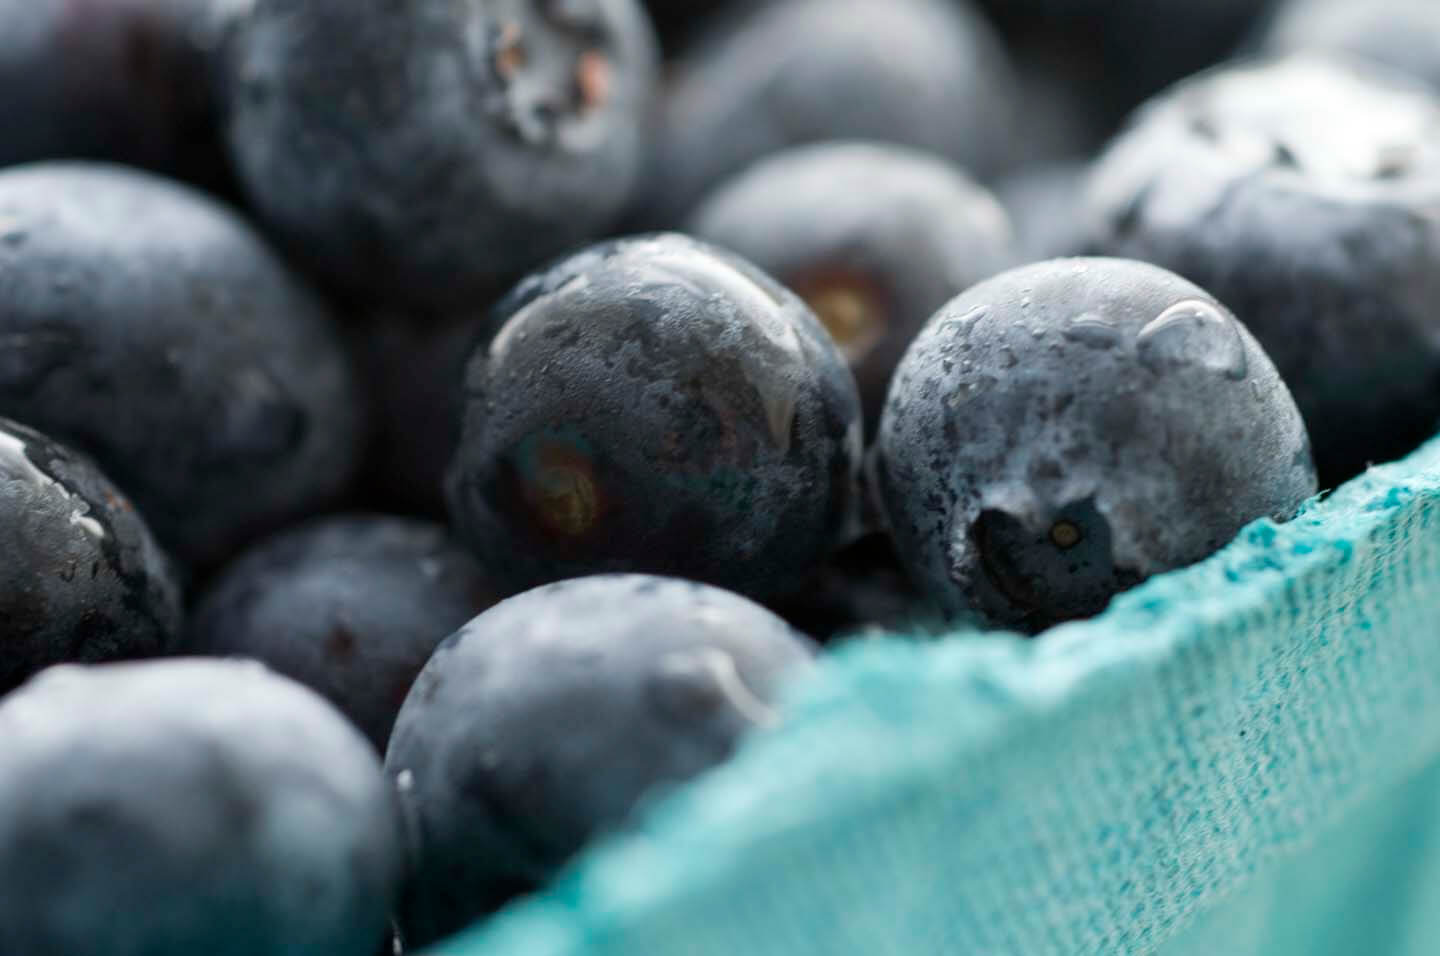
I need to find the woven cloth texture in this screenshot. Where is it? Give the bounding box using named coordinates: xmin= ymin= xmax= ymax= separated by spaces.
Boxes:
xmin=428 ymin=434 xmax=1440 ymax=956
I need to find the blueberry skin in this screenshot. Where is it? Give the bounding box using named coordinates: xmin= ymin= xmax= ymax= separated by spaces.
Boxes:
xmin=0 ymin=418 xmax=182 ymax=694
xmin=0 ymin=162 xmax=362 ymax=570
xmin=384 ymin=574 xmax=816 ymax=946
xmin=189 ymin=515 xmax=503 ymax=751
xmin=1081 ymin=56 xmax=1440 ymax=485
xmin=1260 ymin=0 xmax=1440 ymax=92
xmin=0 ymin=0 xmax=238 ymax=188
xmin=226 ymin=0 xmax=658 ymax=309
xmin=641 ymin=0 xmax=1017 ymax=225
xmin=446 ymin=233 xmax=864 ymax=601
xmin=0 ymin=659 xmax=402 ymax=956
xmin=688 ymin=142 xmax=1016 ymax=434
xmin=876 ymin=258 xmax=1317 ymax=632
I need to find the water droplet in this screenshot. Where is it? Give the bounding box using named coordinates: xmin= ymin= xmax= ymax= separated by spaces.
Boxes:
xmin=1063 ymin=313 xmax=1121 ymax=349
xmin=998 ymin=348 xmax=1018 ymax=369
xmin=649 ymin=647 xmax=777 ymax=728
xmin=1030 ymin=327 xmax=1046 ymax=339
xmin=1136 ymin=299 xmax=1247 ymax=380
xmin=946 ymin=374 xmax=998 ymax=407
xmin=940 ymin=306 xmax=988 ymax=338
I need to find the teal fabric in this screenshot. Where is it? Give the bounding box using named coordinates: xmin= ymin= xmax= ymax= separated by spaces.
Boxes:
xmin=427 ymin=435 xmax=1440 ymax=956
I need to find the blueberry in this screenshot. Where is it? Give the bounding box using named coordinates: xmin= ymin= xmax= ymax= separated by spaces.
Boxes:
xmin=1081 ymin=56 xmax=1440 ymax=485
xmin=0 ymin=162 xmax=362 ymax=570
xmin=445 ymin=233 xmax=864 ymax=601
xmin=640 ymin=0 xmax=1017 ymax=225
xmin=189 ymin=515 xmax=503 ymax=751
xmin=0 ymin=0 xmax=239 ymax=191
xmin=0 ymin=659 xmax=401 ymax=956
xmin=0 ymin=418 xmax=182 ymax=694
xmin=1260 ymin=0 xmax=1440 ymax=92
xmin=225 ymin=0 xmax=659 ymax=309
xmin=876 ymin=258 xmax=1317 ymax=631
xmin=688 ymin=141 xmax=1016 ymax=434
xmin=384 ymin=574 xmax=816 ymax=946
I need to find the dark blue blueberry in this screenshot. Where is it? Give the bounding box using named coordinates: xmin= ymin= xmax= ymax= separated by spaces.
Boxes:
xmin=876 ymin=258 xmax=1317 ymax=631
xmin=640 ymin=0 xmax=1016 ymax=225
xmin=189 ymin=514 xmax=504 ymax=751
xmin=0 ymin=417 xmax=182 ymax=694
xmin=0 ymin=0 xmax=240 ymax=191
xmin=688 ymin=141 xmax=1016 ymax=434
xmin=445 ymin=233 xmax=864 ymax=601
xmin=1082 ymin=56 xmax=1440 ymax=485
xmin=0 ymin=162 xmax=362 ymax=570
xmin=0 ymin=659 xmax=402 ymax=956
xmin=384 ymin=574 xmax=816 ymax=946
xmin=225 ymin=0 xmax=659 ymax=309
xmin=1260 ymin=0 xmax=1440 ymax=92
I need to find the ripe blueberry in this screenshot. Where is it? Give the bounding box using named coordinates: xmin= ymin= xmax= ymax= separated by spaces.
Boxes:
xmin=876 ymin=258 xmax=1317 ymax=631
xmin=385 ymin=574 xmax=815 ymax=946
xmin=0 ymin=417 xmax=181 ymax=693
xmin=445 ymin=233 xmax=863 ymax=601
xmin=1082 ymin=56 xmax=1440 ymax=484
xmin=226 ymin=0 xmax=659 ymax=308
xmin=189 ymin=515 xmax=503 ymax=751
xmin=0 ymin=162 xmax=362 ymax=570
xmin=0 ymin=659 xmax=401 ymax=956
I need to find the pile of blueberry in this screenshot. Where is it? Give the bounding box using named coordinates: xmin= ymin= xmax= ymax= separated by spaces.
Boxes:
xmin=2 ymin=0 xmax=1437 ymax=951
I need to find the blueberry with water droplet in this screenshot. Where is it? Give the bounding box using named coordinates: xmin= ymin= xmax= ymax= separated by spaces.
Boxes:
xmin=1083 ymin=55 xmax=1440 ymax=484
xmin=875 ymin=257 xmax=1316 ymax=631
xmin=0 ymin=417 xmax=182 ymax=693
xmin=188 ymin=515 xmax=503 ymax=751
xmin=384 ymin=574 xmax=815 ymax=946
xmin=0 ymin=162 xmax=362 ymax=570
xmin=446 ymin=233 xmax=863 ymax=601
